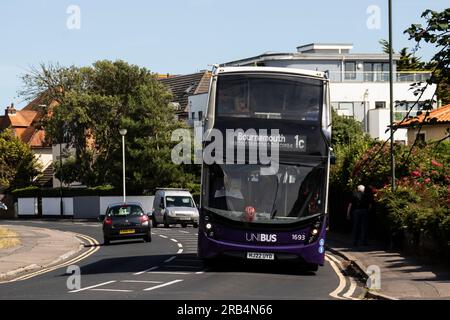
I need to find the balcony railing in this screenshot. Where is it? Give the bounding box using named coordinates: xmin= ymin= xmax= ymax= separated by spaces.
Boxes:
xmin=328 ymin=71 xmax=431 ymax=83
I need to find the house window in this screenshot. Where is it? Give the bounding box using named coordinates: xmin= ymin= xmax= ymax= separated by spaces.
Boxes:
xmin=416 ymin=133 xmax=426 ymax=143
xmin=345 ymin=62 xmax=356 ymax=80
xmin=375 ymin=101 xmax=386 ymax=109
xmin=191 ymin=112 xmax=196 ymax=120
xmin=364 ymin=62 xmax=390 ymax=82
xmin=332 ymin=102 xmax=355 ymax=117
xmin=198 ymin=111 xmax=203 ymax=121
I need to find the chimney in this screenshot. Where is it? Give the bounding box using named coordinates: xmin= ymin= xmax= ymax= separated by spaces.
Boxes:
xmin=5 ymin=103 xmax=16 ymax=115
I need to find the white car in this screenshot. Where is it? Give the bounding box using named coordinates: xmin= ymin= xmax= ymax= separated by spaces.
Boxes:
xmin=152 ymin=189 xmax=199 ymax=228
xmin=0 ymin=202 xmax=7 ymax=211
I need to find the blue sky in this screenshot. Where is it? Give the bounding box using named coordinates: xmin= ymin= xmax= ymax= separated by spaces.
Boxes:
xmin=0 ymin=0 xmax=448 ymax=108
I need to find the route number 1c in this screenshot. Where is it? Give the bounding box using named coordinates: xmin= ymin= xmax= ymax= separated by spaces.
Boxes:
xmin=294 ymin=135 xmax=306 ymax=150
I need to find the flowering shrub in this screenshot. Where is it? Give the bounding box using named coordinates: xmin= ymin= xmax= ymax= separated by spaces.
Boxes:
xmin=354 ymin=141 xmax=450 ymax=252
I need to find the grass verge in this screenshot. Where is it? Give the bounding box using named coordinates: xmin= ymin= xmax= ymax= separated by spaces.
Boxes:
xmin=0 ymin=227 xmax=21 ymax=249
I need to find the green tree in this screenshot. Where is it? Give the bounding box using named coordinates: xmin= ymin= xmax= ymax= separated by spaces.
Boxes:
xmin=405 ymin=8 xmax=450 ymax=104
xmin=397 ymin=47 xmax=426 ymax=71
xmin=21 ymin=60 xmax=195 ymax=193
xmin=0 ymin=129 xmax=41 ymax=191
xmin=379 ymin=39 xmax=425 ymax=71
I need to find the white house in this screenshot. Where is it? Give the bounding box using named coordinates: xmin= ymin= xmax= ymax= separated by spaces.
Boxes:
xmin=220 ymin=43 xmax=436 ymax=144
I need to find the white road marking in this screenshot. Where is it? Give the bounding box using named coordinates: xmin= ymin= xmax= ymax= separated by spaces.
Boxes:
xmin=326 ymin=254 xmax=348 ymax=300
xmin=171 ymin=238 xmax=178 ymax=243
xmin=146 ymin=271 xmax=190 ymax=275
xmin=134 ymin=266 xmax=159 ymax=275
xmin=121 ymin=280 xmax=163 ymax=284
xmin=179 ymin=230 xmax=190 ymax=234
xmin=164 ymin=256 xmax=177 ymax=263
xmin=159 ymin=235 xmax=168 ymax=239
xmin=165 ymin=265 xmax=201 ymax=269
xmin=195 ymin=271 xmax=205 ymax=274
xmin=144 ymin=279 xmax=183 ymax=291
xmin=177 ymin=243 xmax=183 ymax=248
xmin=177 ymin=249 xmax=184 ymax=254
xmin=91 ymin=288 xmax=133 ymax=293
xmin=69 ymin=280 xmax=116 ymax=293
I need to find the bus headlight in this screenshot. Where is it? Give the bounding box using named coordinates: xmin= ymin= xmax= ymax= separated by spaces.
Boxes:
xmin=206 ymin=223 xmax=213 ymax=230
xmin=308 ymin=219 xmax=322 ymax=244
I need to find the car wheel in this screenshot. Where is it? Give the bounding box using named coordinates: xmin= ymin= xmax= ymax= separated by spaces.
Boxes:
xmin=181 ymin=223 xmax=187 ymax=228
xmin=152 ymin=215 xmax=158 ymax=228
xmin=163 ymin=215 xmax=170 ymax=228
xmin=193 ymin=223 xmax=199 ymax=228
xmin=103 ymin=236 xmax=110 ymax=245
xmin=144 ymin=233 xmax=152 ymax=242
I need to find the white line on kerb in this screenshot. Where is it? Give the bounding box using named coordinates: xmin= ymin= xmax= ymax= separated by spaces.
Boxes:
xmin=326 ymin=254 xmax=347 ymax=300
xmin=343 ymin=277 xmax=358 ymax=300
xmin=144 ymin=279 xmax=183 ymax=291
xmin=69 ymin=280 xmax=116 ymax=293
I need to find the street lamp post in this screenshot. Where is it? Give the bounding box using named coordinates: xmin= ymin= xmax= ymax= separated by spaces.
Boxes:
xmin=59 ymin=122 xmax=66 ymax=217
xmin=119 ymin=129 xmax=127 ymax=203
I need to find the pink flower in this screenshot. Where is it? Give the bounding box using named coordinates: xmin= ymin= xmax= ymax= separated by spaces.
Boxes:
xmin=411 ymin=170 xmax=421 ymax=178
xmin=431 ymin=170 xmax=438 ymax=176
xmin=424 ymin=178 xmax=431 ymax=184
xmin=431 ymin=160 xmax=443 ymax=167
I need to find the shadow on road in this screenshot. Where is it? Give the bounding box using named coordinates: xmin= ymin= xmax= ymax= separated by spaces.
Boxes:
xmin=58 ymin=253 xmax=317 ymax=277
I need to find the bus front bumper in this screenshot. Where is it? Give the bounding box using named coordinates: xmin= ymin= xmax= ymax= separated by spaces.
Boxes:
xmin=198 ymin=233 xmax=326 ymax=266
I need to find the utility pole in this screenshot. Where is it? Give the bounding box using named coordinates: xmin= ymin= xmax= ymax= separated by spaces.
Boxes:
xmin=388 ymin=0 xmax=396 ymax=192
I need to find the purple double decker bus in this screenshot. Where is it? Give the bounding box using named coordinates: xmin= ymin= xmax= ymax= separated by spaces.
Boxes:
xmin=198 ymin=66 xmax=332 ymax=272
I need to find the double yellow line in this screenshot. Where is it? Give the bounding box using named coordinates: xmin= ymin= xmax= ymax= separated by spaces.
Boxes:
xmin=1 ymin=233 xmax=100 ymax=283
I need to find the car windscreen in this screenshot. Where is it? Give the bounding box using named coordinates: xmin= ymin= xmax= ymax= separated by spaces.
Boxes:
xmin=216 ymin=74 xmax=323 ymax=122
xmin=107 ymin=205 xmax=144 ymax=217
xmin=165 ymin=196 xmax=195 ymax=208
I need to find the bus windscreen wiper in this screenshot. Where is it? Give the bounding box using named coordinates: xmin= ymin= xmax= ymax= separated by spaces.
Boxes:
xmin=270 ymin=175 xmax=280 ymax=219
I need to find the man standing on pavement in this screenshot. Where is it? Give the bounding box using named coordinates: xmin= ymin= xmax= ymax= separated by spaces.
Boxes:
xmin=347 ymin=185 xmax=372 ymax=247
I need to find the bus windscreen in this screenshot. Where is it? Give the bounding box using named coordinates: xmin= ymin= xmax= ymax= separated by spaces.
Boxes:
xmin=204 ymin=162 xmax=325 ymax=224
xmin=216 ymin=74 xmax=323 ymax=122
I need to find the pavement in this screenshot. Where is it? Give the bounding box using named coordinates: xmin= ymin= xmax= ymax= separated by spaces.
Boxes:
xmin=0 ymin=224 xmax=83 ymax=282
xmin=327 ymin=232 xmax=450 ymax=300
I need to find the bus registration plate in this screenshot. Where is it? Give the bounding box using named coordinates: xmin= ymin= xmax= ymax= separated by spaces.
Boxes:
xmin=247 ymin=252 xmax=275 ymax=260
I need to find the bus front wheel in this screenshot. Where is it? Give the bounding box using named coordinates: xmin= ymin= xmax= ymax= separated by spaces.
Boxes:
xmin=302 ymin=263 xmax=319 ymax=272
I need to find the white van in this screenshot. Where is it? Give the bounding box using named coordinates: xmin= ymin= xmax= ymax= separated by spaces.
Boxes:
xmin=152 ymin=188 xmax=199 ymax=228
